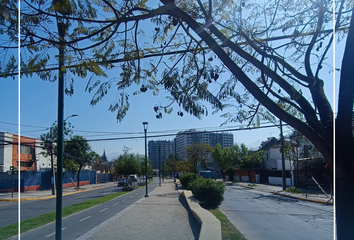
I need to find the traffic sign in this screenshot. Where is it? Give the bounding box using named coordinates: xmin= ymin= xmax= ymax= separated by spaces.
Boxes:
xmin=195 ymin=162 xmax=202 ymax=169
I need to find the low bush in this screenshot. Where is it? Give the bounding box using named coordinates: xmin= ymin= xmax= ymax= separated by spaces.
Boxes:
xmin=190 ymin=178 xmax=225 ymax=209
xmin=137 ymin=182 xmax=146 ymax=186
xmin=122 ymin=185 xmax=135 ymax=191
xmin=180 ymin=173 xmax=198 ymax=190
xmin=286 ymin=186 xmax=303 ymax=193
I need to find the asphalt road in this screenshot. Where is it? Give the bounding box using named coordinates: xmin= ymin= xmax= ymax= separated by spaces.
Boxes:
xmin=10 ymin=181 xmax=158 ymax=240
xmin=5 ymin=180 xmax=159 ymax=240
xmin=0 ymin=181 xmax=156 ymax=229
xmin=220 ymin=185 xmax=334 ymax=240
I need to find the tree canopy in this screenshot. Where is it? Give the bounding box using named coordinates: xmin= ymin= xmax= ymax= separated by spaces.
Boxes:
xmin=185 ymin=142 xmax=213 ymax=172
xmin=212 ymin=143 xmax=264 ymax=180
xmin=114 ymin=152 xmax=142 ymax=178
xmin=1 ymin=0 xmax=353 ymax=237
xmin=63 ymin=135 xmax=96 ymax=187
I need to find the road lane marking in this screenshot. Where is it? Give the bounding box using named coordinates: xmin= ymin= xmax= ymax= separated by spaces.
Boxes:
xmin=79 ymin=216 xmax=91 ymax=222
xmin=135 ymin=193 xmax=138 ymax=195
xmin=130 ymin=196 xmax=133 ymax=198
xmin=100 ymin=208 xmax=108 ymax=212
xmin=46 ymin=227 xmax=66 ymax=236
xmin=45 ymin=232 xmax=55 ymax=237
xmin=113 ymin=203 xmax=119 ymax=206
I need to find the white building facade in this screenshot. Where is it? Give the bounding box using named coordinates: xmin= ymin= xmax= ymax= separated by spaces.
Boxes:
xmin=175 ymin=129 xmax=234 ymax=160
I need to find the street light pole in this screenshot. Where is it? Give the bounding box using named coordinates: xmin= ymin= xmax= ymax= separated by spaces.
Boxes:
xmin=280 ymin=120 xmax=286 ymax=191
xmin=64 ymin=114 xmax=78 ymax=122
xmin=159 ymin=145 xmax=161 ymax=186
xmin=143 ymin=122 xmax=149 ymax=197
xmin=50 ymin=127 xmax=55 ymax=196
xmin=56 ymin=19 xmax=65 ymax=240
xmin=50 ymin=114 xmax=77 ymax=197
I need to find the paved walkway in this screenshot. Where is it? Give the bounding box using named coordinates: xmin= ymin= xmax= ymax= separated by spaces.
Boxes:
xmin=76 ymin=179 xmax=200 ymax=240
xmin=0 ymin=182 xmax=117 ymax=201
xmin=0 ymin=179 xmax=200 ymax=240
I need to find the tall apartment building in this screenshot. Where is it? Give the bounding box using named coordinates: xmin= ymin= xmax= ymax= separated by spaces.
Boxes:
xmin=174 ymin=129 xmax=234 ymax=160
xmin=148 ymin=140 xmax=175 ymax=169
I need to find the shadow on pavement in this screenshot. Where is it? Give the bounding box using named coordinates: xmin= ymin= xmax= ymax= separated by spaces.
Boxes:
xmin=155 ymin=192 xmax=180 ymax=198
xmin=252 ymin=193 xmax=300 ymax=203
xmin=178 ymin=194 xmax=201 ymax=240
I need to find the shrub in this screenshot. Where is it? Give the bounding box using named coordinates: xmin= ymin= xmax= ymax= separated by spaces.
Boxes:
xmin=286 ymin=186 xmax=303 ymax=193
xmin=180 ymin=173 xmax=198 ymax=190
xmin=191 ymin=178 xmax=225 ymax=209
xmin=138 ymin=182 xmax=146 ymax=186
xmin=122 ymin=185 xmax=135 ymax=191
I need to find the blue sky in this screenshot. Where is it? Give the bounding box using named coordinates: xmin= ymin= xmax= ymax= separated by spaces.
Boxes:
xmin=2 ymin=72 xmax=288 ymax=160
xmin=0 ymin=2 xmax=345 ymax=161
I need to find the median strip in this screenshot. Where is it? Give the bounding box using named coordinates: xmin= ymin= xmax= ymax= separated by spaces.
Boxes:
xmin=0 ymin=191 xmax=126 ymax=240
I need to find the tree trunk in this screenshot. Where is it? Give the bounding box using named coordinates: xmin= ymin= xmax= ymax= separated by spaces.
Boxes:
xmin=336 ymin=133 xmax=354 ymax=239
xmin=335 ymin=8 xmax=354 ymax=240
xmin=77 ymin=167 xmax=82 ymax=189
xmin=335 ymin=157 xmax=354 ymax=239
xmin=227 ymin=169 xmax=235 ymax=181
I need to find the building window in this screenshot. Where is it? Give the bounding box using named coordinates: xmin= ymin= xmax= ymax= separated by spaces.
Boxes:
xmin=20 ymin=145 xmax=32 ymax=154
xmin=18 ymin=161 xmax=33 ymax=167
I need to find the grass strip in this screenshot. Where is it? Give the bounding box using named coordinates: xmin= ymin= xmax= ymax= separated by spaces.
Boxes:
xmin=210 ymin=209 xmax=246 ymax=240
xmin=0 ymin=191 xmax=127 ymax=240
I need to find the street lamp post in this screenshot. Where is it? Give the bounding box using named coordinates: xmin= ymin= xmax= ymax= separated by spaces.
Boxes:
xmin=64 ymin=114 xmax=78 ymax=122
xmin=143 ymin=122 xmax=149 ymax=197
xmin=51 ymin=114 xmax=77 ymax=196
xmin=55 ymin=109 xmax=77 ymax=240
xmin=158 ymin=145 xmax=161 ymax=186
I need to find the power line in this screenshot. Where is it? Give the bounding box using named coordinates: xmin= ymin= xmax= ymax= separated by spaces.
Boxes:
xmin=83 ymin=124 xmax=287 ymax=143
xmin=0 ymin=123 xmax=290 ymax=149
xmin=0 ymin=121 xmax=48 ymax=129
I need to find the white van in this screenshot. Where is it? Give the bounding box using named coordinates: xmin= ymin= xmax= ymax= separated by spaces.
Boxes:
xmin=129 ymin=174 xmax=137 ymax=182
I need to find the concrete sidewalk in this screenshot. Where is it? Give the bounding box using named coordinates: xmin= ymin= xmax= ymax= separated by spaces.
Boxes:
xmin=77 ymin=179 xmax=200 ymax=240
xmin=230 ymin=182 xmax=334 ymax=205
xmin=0 ymin=182 xmax=117 ymax=201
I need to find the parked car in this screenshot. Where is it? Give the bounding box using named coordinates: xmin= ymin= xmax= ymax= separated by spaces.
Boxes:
xmin=118 ymin=179 xmax=128 ymax=187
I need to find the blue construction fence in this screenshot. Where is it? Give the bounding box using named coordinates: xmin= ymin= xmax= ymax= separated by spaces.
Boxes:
xmin=0 ymin=171 xmax=114 ymax=192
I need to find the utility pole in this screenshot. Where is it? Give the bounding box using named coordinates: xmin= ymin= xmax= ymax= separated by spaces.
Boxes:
xmin=50 ymin=127 xmax=56 ymax=195
xmin=280 ymin=120 xmax=286 ymax=191
xmin=162 ymin=153 xmax=164 ymax=183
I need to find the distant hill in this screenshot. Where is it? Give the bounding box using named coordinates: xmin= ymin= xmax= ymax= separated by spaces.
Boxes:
xmin=235 ymin=139 xmax=262 ymax=150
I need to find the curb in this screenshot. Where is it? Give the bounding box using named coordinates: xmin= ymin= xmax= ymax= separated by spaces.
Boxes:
xmin=176 ymin=180 xmax=222 ymax=240
xmin=0 ymin=183 xmax=116 ymax=202
xmin=236 ymin=184 xmax=333 ymax=205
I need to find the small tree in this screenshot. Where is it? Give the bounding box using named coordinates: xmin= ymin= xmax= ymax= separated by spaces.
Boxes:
xmin=212 ymin=143 xmax=232 ymax=180
xmin=185 ymin=143 xmax=213 ymax=173
xmin=175 ymin=161 xmax=190 ymax=173
xmin=100 ymin=150 xmax=108 ymax=163
xmin=39 ymin=121 xmax=75 ymax=157
xmin=114 ymin=153 xmax=141 ymax=184
xmin=63 ymin=135 xmax=95 ymax=188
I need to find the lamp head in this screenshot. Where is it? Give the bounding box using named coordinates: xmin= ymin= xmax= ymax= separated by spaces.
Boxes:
xmin=143 ymin=122 xmax=148 ymax=130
